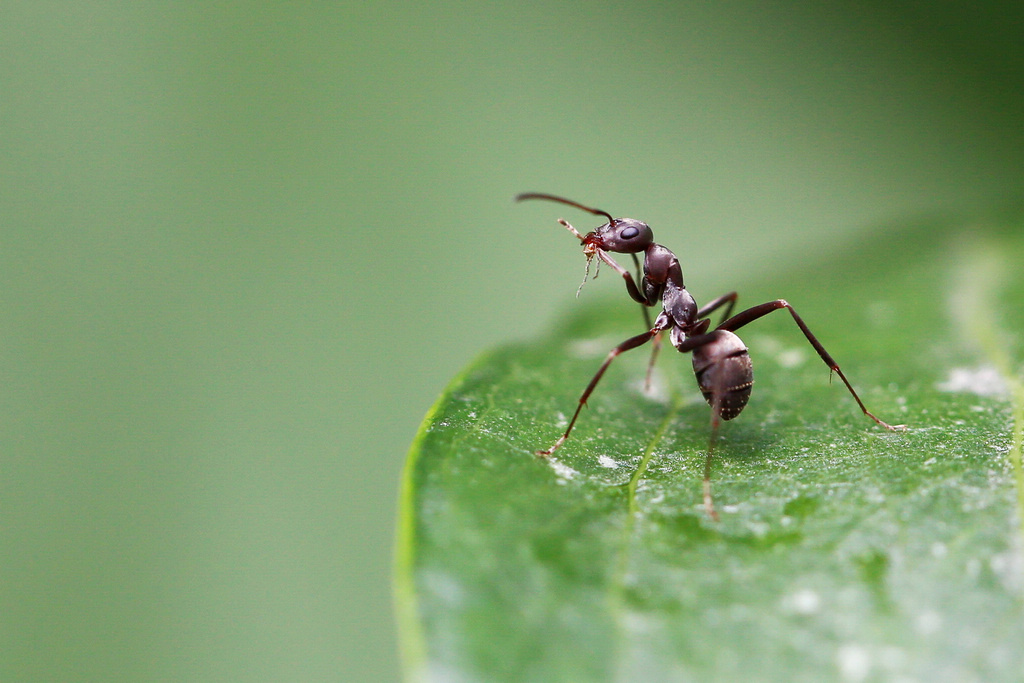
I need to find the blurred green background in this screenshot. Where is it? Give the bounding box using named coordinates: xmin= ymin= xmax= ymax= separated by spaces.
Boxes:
xmin=2 ymin=2 xmax=1022 ymax=681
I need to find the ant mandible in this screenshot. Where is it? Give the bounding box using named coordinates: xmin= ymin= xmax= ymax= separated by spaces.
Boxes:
xmin=517 ymin=192 xmax=905 ymax=520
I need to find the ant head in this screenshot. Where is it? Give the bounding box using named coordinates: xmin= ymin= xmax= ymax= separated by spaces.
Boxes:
xmin=515 ymin=192 xmax=655 ymax=254
xmin=584 ymin=218 xmax=653 ymax=254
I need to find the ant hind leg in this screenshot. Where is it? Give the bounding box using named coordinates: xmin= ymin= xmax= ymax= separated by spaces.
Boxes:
xmin=717 ymin=299 xmax=906 ymax=431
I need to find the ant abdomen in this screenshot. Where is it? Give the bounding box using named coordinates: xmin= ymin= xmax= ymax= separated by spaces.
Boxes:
xmin=691 ymin=330 xmax=753 ymax=420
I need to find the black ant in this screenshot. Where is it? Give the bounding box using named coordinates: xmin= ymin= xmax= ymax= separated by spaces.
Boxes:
xmin=517 ymin=192 xmax=905 ymax=520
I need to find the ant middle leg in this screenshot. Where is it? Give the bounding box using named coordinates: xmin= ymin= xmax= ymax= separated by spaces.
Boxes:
xmin=539 ymin=327 xmax=662 ymax=457
xmin=717 ymin=299 xmax=905 ymax=431
xmin=697 ymin=291 xmax=738 ymax=326
xmin=637 ymin=302 xmax=663 ymax=392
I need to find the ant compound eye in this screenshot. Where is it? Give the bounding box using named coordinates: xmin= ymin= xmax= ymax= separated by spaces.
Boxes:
xmin=620 ymin=226 xmax=640 ymax=240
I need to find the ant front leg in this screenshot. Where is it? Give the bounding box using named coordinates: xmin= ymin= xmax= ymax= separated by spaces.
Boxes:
xmin=600 ymin=248 xmax=662 ymax=391
xmin=595 ymin=248 xmax=651 ymax=305
xmin=718 ymin=299 xmax=906 ymax=431
xmin=538 ymin=326 xmax=662 ymax=457
xmin=631 ymin=254 xmax=662 ymax=386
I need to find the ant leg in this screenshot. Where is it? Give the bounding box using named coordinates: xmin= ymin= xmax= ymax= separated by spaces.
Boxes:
xmin=539 ymin=327 xmax=661 ymax=457
xmin=631 ymin=254 xmax=662 ymax=391
xmin=717 ymin=300 xmax=905 ymax=431
xmin=637 ymin=302 xmax=662 ymax=391
xmin=704 ymin=391 xmax=724 ymax=522
xmin=673 ymin=331 xmax=738 ymax=521
xmin=697 ymin=291 xmax=738 ymax=326
xmin=646 ymin=333 xmax=663 ymax=391
xmin=629 ymin=252 xmax=644 ymax=287
xmin=597 ymin=248 xmax=651 ymax=305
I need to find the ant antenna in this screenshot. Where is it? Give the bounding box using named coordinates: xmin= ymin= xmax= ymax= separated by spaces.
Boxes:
xmin=519 ymin=194 xmax=612 ymax=298
xmin=515 ymin=192 xmax=616 ymax=227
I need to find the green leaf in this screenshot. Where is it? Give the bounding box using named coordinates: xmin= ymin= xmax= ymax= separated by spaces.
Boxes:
xmin=396 ymin=220 xmax=1024 ymax=682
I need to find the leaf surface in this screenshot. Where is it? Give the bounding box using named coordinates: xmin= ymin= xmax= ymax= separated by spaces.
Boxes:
xmin=396 ymin=221 xmax=1024 ymax=682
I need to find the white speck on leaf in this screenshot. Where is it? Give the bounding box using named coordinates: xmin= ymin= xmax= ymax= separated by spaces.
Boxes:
xmin=867 ymin=301 xmax=896 ymax=327
xmin=421 ymin=570 xmax=464 ymax=607
xmin=569 ymin=336 xmax=618 ymax=359
xmin=628 ymin=372 xmax=670 ymax=404
xmin=836 ymin=644 xmax=871 ymax=682
xmin=990 ymin=546 xmax=1024 ymax=595
xmin=915 ymin=610 xmax=942 ymax=635
xmin=783 ymin=588 xmax=821 ymax=615
xmin=936 ymin=366 xmax=1009 ymax=397
xmin=777 ymin=348 xmax=806 ymax=368
xmin=548 ymin=460 xmax=579 ymax=482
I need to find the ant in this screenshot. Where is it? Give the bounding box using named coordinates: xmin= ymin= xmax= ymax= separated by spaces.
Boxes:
xmin=517 ymin=192 xmax=905 ymax=520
